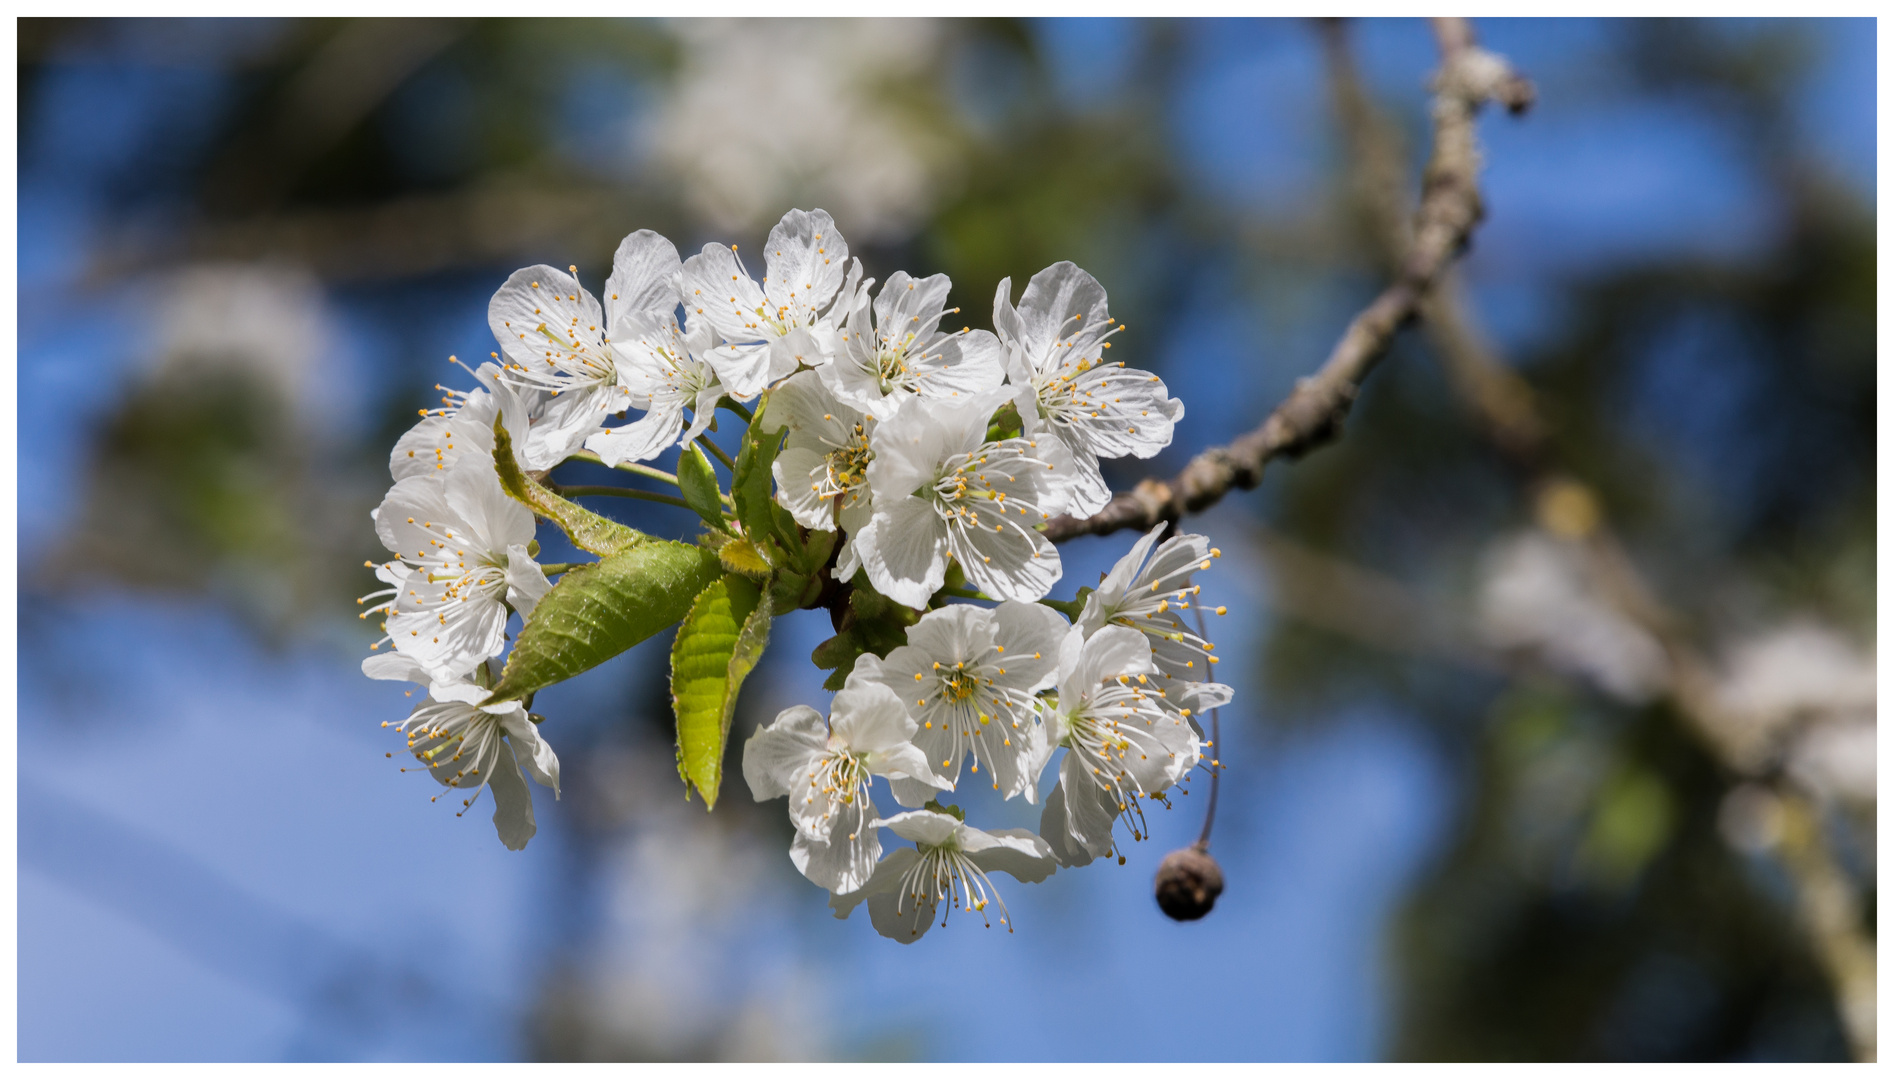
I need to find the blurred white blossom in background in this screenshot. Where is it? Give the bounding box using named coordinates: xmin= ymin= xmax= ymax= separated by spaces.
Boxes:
xmin=1712 ymin=622 xmax=1876 ymax=805
xmin=1476 ymin=530 xmax=1669 ymax=706
xmin=534 ymin=742 xmax=829 ymax=1061
xmin=649 ymin=19 xmax=959 ymax=243
xmin=151 ymin=261 xmax=337 ymax=419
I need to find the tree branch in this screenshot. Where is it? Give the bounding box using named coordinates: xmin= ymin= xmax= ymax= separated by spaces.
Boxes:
xmin=1044 ymin=18 xmax=1533 ymax=543
xmin=1318 ymin=24 xmax=1873 ymax=1060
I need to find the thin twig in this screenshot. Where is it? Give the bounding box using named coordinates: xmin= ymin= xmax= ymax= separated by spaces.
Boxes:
xmin=554 ymin=485 xmax=690 ymax=510
xmin=1043 ymin=19 xmax=1532 ymax=543
xmin=1193 ymin=605 xmax=1222 ymax=850
xmin=564 ymin=450 xmax=680 ymax=488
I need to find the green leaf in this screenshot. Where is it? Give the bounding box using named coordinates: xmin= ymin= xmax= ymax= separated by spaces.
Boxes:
xmin=676 ymin=443 xmax=727 ymax=532
xmin=718 ymin=535 xmax=771 ymax=579
xmin=671 ymin=574 xmax=771 ymax=807
xmin=492 ymin=417 xmax=645 ymax=556
xmin=487 ymin=539 xmax=721 ymax=703
xmin=796 ymin=528 xmax=838 ymax=574
xmin=732 ymin=394 xmax=787 ymax=544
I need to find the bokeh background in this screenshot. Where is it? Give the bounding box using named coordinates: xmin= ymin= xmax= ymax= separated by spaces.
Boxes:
xmin=16 ymin=17 xmax=1876 ymax=1062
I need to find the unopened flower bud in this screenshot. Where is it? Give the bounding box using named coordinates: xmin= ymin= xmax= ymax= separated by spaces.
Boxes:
xmin=1154 ymin=845 xmax=1223 ymax=921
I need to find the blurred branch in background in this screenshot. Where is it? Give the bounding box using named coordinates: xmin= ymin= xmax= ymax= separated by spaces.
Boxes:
xmin=1046 ymin=17 xmax=1533 ymax=542
xmin=1317 ymin=18 xmax=1876 ymax=1061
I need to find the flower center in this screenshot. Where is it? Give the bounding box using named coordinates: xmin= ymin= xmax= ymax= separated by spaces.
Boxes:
xmin=938 ymin=662 xmax=980 ymax=703
xmin=890 ymin=841 xmax=1014 ymax=937
xmin=810 ymin=749 xmax=872 ymax=812
xmin=874 ymin=333 xmax=917 ymax=394
xmin=817 ymin=425 xmax=872 ymax=505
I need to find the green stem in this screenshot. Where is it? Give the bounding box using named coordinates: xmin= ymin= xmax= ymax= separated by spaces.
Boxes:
xmin=557 ymin=485 xmax=692 ymax=510
xmin=537 ymin=562 xmax=581 ymax=576
xmin=718 ymin=397 xmax=755 ymax=424
xmin=940 ymin=586 xmax=997 ymax=602
xmin=565 ymin=450 xmax=680 ymax=489
xmin=697 ymin=436 xmax=738 ymax=473
xmin=1037 ymin=595 xmax=1086 ymax=621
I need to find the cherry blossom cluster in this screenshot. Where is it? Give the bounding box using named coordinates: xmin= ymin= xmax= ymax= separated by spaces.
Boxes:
xmin=747 ymin=527 xmax=1232 ymax=942
xmin=359 ymin=208 xmax=1233 ymax=936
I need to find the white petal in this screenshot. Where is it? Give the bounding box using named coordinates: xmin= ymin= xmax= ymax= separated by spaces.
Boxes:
xmin=486 ymin=742 xmax=537 ymax=851
xmin=487 ymin=264 xmax=606 ymax=373
xmin=1053 ymin=436 xmax=1113 ymax=519
xmin=770 ymin=326 xmax=822 ymax=380
xmin=858 ymin=498 xmax=947 ymax=610
xmin=875 ymin=743 xmax=953 ymax=798
xmin=865 ymin=887 xmax=938 ymax=944
xmin=1071 ymin=624 xmax=1157 ymax=695
xmin=1056 ymin=753 xmax=1117 ymax=860
xmin=375 ymin=474 xmax=455 ymax=558
xmin=991 ymin=277 xmax=1021 ymax=352
xmin=504 ymin=545 xmax=552 ymax=618
xmin=1079 ymin=523 xmax=1168 ymax=635
xmin=829 ymin=847 xmax=916 ymax=921
xmin=1037 ymin=782 xmax=1093 ymax=868
xmin=900 ymin=603 xmax=995 ymax=664
xmin=1014 ymin=261 xmax=1111 ymax=364
xmin=443 ymin=454 xmax=534 ymax=554
xmin=953 ymin=514 xmax=1062 ymax=603
xmin=772 ymin=446 xmax=835 ymax=530
xmin=829 ymin=681 xmax=919 ymax=756
xmin=916 ymin=330 xmax=1006 ymax=402
xmin=967 ymin=828 xmax=1058 ymax=884
xmin=501 ymin=712 xmax=561 ymax=796
xmin=680 ymin=243 xmax=767 ymax=346
xmin=872 ymin=270 xmax=953 ymax=340
xmin=741 ymin=705 xmax=828 ymax=802
xmin=604 ymin=229 xmax=682 ymax=330
xmin=585 ymin=404 xmax=686 ymax=466
xmin=788 ymin=796 xmax=879 ymax=893
xmin=880 ymin=807 xmax=961 ymax=848
xmin=704 ymin=341 xmax=775 ymax=399
xmin=763 ymin=208 xmax=848 ymax=324
xmin=991 ymin=600 xmax=1069 ymax=693
xmin=362 ymin=651 xmax=431 ymax=686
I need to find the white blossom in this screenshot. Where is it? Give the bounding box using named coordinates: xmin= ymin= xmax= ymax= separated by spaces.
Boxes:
xmin=741 ymin=682 xmax=948 ymax=894
xmin=681 ymin=208 xmax=864 ymax=398
xmin=1037 ymin=625 xmax=1228 ymax=867
xmin=153 ymin=261 xmax=335 ymax=421
xmin=758 ymin=370 xmax=878 ymax=581
xmin=648 ymin=20 xmax=956 ymax=244
xmin=389 ymin=360 xmax=548 ymax=480
xmin=380 ymin=659 xmax=560 ymax=851
xmin=1078 ymin=523 xmax=1227 ymax=682
xmin=820 ymin=270 xmax=1004 ymax=415
xmin=1711 ymin=621 xmax=1877 ymax=778
xmin=1478 ymin=530 xmax=1669 ymax=705
xmin=488 ymin=230 xmax=689 ymax=464
xmin=391 ymin=381 xmax=497 ymax=482
xmin=829 ymin=807 xmax=1056 ymax=943
xmin=584 ymin=313 xmax=727 ymax=467
xmin=855 ymin=392 xmax=1075 ymax=608
xmin=994 ymin=262 xmax=1183 ymax=517
xmin=846 ymin=601 xmax=1067 ymax=805
xmin=368 ymin=454 xmax=551 ymax=682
